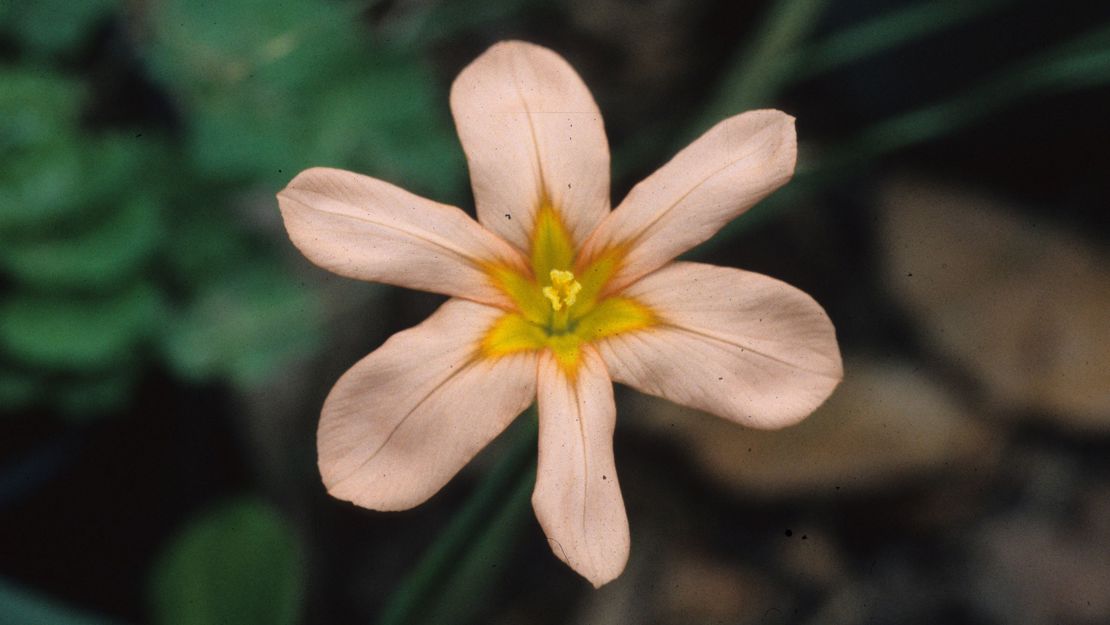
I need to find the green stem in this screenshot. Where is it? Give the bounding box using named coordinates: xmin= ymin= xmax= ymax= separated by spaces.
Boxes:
xmin=376 ymin=407 xmax=538 ymax=625
xmin=621 ymin=0 xmax=1015 ymax=181
xmin=823 ymin=24 xmax=1110 ymax=173
xmin=412 ymin=460 xmax=537 ymax=625
xmin=788 ymin=0 xmax=1015 ymax=81
xmin=692 ymin=23 xmax=1110 ymax=256
xmin=691 ymin=0 xmax=831 ymax=135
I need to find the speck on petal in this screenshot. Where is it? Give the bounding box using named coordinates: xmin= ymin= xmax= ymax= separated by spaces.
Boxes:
xmin=450 ymin=40 xmax=611 ymax=254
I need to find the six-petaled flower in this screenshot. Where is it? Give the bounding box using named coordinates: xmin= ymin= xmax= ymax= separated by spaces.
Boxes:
xmin=277 ymin=40 xmax=842 ymax=587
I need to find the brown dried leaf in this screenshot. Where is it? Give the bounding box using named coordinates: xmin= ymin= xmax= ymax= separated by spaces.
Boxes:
xmin=880 ymin=178 xmax=1110 ymax=430
xmin=630 ymin=358 xmax=997 ymax=497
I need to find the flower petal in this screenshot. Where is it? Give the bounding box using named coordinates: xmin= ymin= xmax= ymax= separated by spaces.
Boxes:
xmin=596 ymin=262 xmax=841 ymax=429
xmin=533 ymin=345 xmax=629 ymax=587
xmin=278 ymin=167 xmax=526 ymax=307
xmin=319 ymin=299 xmax=537 ymax=511
xmin=450 ymin=41 xmax=610 ymax=253
xmin=579 ymin=110 xmax=796 ymax=292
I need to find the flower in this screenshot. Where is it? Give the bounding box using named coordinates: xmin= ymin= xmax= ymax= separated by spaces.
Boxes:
xmin=277 ymin=40 xmax=842 ymax=587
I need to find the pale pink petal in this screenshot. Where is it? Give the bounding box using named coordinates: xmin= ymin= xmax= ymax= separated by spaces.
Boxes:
xmin=597 ymin=262 xmax=841 ymax=429
xmin=278 ymin=167 xmax=525 ymax=307
xmin=533 ymin=346 xmax=629 ymax=587
xmin=580 ymin=110 xmax=796 ymax=292
xmin=450 ymin=40 xmax=610 ymax=252
xmin=319 ymin=299 xmax=537 ymax=511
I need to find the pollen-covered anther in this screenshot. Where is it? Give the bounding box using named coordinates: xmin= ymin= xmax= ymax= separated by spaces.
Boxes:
xmin=542 ymin=269 xmax=582 ymax=311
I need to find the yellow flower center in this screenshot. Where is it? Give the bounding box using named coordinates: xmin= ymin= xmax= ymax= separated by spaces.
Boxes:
xmin=481 ymin=204 xmax=652 ymax=375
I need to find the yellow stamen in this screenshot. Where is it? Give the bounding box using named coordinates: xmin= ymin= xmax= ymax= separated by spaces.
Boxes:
xmin=542 ymin=269 xmax=582 ymax=312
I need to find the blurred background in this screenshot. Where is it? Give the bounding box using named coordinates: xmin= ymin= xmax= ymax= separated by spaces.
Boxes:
xmin=2 ymin=0 xmax=1109 ymax=623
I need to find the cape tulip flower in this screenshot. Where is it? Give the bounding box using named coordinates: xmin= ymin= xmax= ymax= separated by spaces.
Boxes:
xmin=277 ymin=41 xmax=842 ymax=587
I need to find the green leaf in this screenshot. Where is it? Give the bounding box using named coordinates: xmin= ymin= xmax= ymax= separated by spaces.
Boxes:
xmin=312 ymin=64 xmax=464 ymax=198
xmin=82 ymin=134 xmax=172 ymax=210
xmin=161 ymin=263 xmax=323 ymax=388
xmin=145 ymin=0 xmax=361 ymax=98
xmin=789 ymin=0 xmax=1016 ymax=80
xmin=0 ymin=193 xmax=163 ymax=290
xmin=414 ymin=461 xmax=534 ymax=625
xmin=179 ymin=53 xmax=462 ymax=191
xmin=185 ymin=95 xmax=311 ymax=181
xmin=379 ymin=412 xmax=538 ymax=625
xmin=0 ymin=69 xmax=83 ymax=153
xmin=150 ymin=499 xmax=304 ymax=625
xmin=0 ymin=142 xmax=87 ymax=233
xmin=816 ymin=23 xmax=1110 ymax=174
xmin=163 ymin=204 xmax=252 ymax=284
xmin=694 ymin=23 xmax=1110 ymax=258
xmin=145 ymin=0 xmax=466 ymax=193
xmin=0 ymin=84 xmax=165 ymax=238
xmin=690 ymin=0 xmax=831 ymax=132
xmin=144 ymin=0 xmax=367 ymax=182
xmin=0 ymin=283 xmax=164 ymax=370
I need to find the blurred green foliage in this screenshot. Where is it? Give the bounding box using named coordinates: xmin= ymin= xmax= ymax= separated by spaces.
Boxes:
xmin=149 ymin=499 xmax=304 ymax=625
xmin=0 ymin=0 xmax=467 ymax=418
xmin=162 ymin=264 xmax=322 ymax=388
xmin=0 ymin=0 xmax=512 ymax=620
xmin=0 ymin=283 xmax=162 ymax=370
xmin=144 ymin=0 xmax=463 ymax=197
xmin=0 ymin=64 xmax=170 ymax=416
